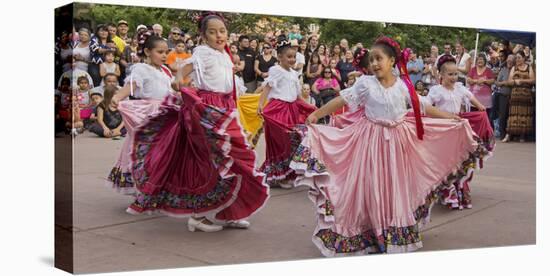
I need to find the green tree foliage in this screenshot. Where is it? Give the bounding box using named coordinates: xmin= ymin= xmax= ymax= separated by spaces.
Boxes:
xmin=318 ymin=19 xmax=384 ymax=46
xmin=78 ymin=3 xmax=498 ymax=55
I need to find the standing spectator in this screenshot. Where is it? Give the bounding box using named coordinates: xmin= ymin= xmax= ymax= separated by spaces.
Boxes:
xmin=494 ymin=54 xmax=515 ymax=139
xmin=230 ymin=43 xmax=238 ymax=55
xmin=305 ymin=52 xmax=322 ymax=86
xmin=89 ymin=24 xmax=117 ymax=87
xmin=317 ymin=44 xmax=330 ymax=67
xmin=339 ymin=38 xmax=349 ymax=53
xmin=337 ymin=49 xmax=355 ymax=88
xmin=229 ymin=33 xmax=238 ymax=44
xmin=299 ymin=39 xmax=307 ymax=55
xmin=73 ymin=28 xmax=91 ymax=72
xmin=238 ymin=35 xmax=257 ymax=92
xmin=167 ymin=27 xmax=183 ymax=50
xmin=166 ymin=39 xmax=191 ymax=72
xmin=467 ymin=54 xmax=496 ymax=126
xmin=254 ymin=43 xmax=277 ymax=87
xmin=288 ymin=24 xmax=303 ymax=41
xmin=487 ymin=53 xmax=501 ymax=76
xmin=120 ymin=35 xmax=140 ymax=77
xmin=327 ymin=59 xmax=341 ymax=83
xmin=502 ymin=51 xmax=536 ymax=143
xmin=435 ymin=42 xmax=452 ymax=69
xmin=106 ymin=23 xmax=126 ymax=54
xmin=291 ymin=39 xmax=305 ymax=79
xmin=136 ymin=24 xmax=148 ymax=34
xmin=454 ymin=41 xmax=471 ymax=85
xmin=185 ymin=37 xmax=195 ymax=53
xmin=304 ymin=34 xmax=319 ymax=66
xmin=523 ymin=45 xmax=534 ymax=65
xmin=117 ymin=20 xmax=131 ymax=45
xmin=422 ymin=52 xmax=438 ymax=89
xmin=312 ymin=66 xmax=341 ymax=123
xmin=99 ymin=52 xmax=121 ymax=84
xmin=250 ymin=38 xmax=259 ymax=54
xmin=331 ymin=44 xmax=343 ymax=62
xmin=152 ymin=24 xmax=164 ymax=38
xmin=58 ymin=31 xmax=73 ymax=73
xmin=406 ymin=48 xmax=424 ymax=86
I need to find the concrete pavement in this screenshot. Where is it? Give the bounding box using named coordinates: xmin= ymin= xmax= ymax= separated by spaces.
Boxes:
xmin=57 ymin=131 xmax=536 ymax=274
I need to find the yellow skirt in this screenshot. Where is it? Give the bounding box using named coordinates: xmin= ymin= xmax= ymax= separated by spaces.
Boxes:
xmin=237 ymin=93 xmax=265 ymax=146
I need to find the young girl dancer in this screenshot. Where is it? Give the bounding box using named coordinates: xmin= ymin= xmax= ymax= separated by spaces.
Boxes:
xmin=427 ymin=54 xmax=495 ymax=209
xmin=290 ymin=36 xmax=487 ymax=256
xmin=257 ymin=38 xmax=316 ymax=189
xmin=107 ymin=29 xmax=174 ymax=194
xmin=125 ymin=12 xmax=269 ymax=232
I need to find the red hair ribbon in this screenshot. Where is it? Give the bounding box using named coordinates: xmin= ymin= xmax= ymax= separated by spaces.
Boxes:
xmin=375 ymin=36 xmax=424 ymax=140
xmin=398 ymin=47 xmax=424 ymax=140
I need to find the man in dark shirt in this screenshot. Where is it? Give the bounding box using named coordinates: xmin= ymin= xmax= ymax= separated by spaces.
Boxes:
xmin=237 ymin=35 xmax=257 ymax=93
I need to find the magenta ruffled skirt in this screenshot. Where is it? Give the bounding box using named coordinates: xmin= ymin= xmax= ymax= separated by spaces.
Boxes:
xmin=260 ymin=98 xmax=316 ymax=187
xmin=126 ymin=88 xmax=269 ymax=222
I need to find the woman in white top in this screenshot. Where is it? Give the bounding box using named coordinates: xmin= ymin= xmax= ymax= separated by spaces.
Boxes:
xmin=454 ymin=41 xmax=471 ymax=85
xmin=257 ymin=38 xmax=316 ymax=189
xmin=125 ymin=12 xmax=269 ymax=233
xmin=289 ymin=37 xmax=490 ymax=256
xmin=73 ymin=28 xmax=91 ymax=72
xmin=426 ymin=54 xmax=495 ymax=210
xmin=108 ymin=30 xmax=174 ymax=195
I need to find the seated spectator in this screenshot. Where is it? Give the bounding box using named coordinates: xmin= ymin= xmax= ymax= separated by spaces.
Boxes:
xmin=88 ymin=92 xmax=104 ymax=122
xmin=167 ymin=39 xmax=192 ymax=71
xmin=89 ymin=73 xmax=120 ymax=96
xmin=99 ymin=52 xmax=121 ymax=85
xmin=345 ymin=73 xmax=356 ymax=88
xmin=301 ymin=83 xmax=316 ymax=106
xmin=88 ymin=86 xmax=126 ymax=139
xmin=415 ymin=80 xmax=429 ymax=96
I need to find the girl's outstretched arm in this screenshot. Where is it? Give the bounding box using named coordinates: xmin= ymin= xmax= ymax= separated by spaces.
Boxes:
xmin=306 ymin=96 xmax=346 ymax=124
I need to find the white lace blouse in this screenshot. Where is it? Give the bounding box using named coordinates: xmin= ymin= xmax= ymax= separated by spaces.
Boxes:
xmin=340 ymin=75 xmax=426 ymax=121
xmin=183 ymin=45 xmax=234 ymax=93
xmin=265 ymin=65 xmax=301 ymax=102
xmin=426 ymin=83 xmax=473 ymax=114
xmin=125 ymin=63 xmax=173 ymax=100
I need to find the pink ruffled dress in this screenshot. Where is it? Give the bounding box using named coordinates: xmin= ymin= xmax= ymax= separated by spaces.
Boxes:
xmin=290 ymin=75 xmax=489 ymax=256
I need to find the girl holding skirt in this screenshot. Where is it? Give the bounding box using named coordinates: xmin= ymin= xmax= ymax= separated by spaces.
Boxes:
xmin=257 ymin=38 xmax=316 ymax=189
xmin=124 ymin=12 xmax=269 ymax=232
xmin=426 ymin=54 xmax=495 ymax=210
xmin=289 ymin=37 xmax=488 ymax=256
xmin=108 ymin=30 xmax=175 ymax=194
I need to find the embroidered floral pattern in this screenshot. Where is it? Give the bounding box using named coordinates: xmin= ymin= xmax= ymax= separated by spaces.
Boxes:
xmin=262 ymin=124 xmax=308 ymax=186
xmin=129 ymin=176 xmax=236 ymax=212
xmin=130 ymin=96 xmax=240 ymax=213
xmin=292 ymin=144 xmax=327 ymax=173
xmin=108 ymin=166 xmax=134 ymax=188
xmin=315 ymin=191 xmax=437 ymax=254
